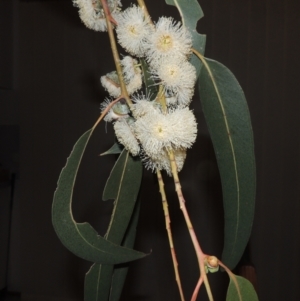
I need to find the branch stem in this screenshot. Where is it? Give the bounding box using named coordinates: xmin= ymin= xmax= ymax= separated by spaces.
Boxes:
xmin=168 ymin=150 xmax=214 ymax=301
xmin=137 ymin=0 xmax=152 ymax=24
xmin=191 ymin=276 xmax=204 ymax=301
xmin=156 ymin=169 xmax=185 ymax=301
xmin=100 ymin=0 xmax=132 ymax=107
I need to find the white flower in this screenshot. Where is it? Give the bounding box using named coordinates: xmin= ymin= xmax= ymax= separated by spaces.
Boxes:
xmin=134 ymin=107 xmax=197 ymax=157
xmin=134 ymin=110 xmax=173 ymax=156
xmin=164 ymin=91 xmax=178 ymax=106
xmin=167 ymin=107 xmax=198 ymax=148
xmin=115 ymin=5 xmax=153 ymax=57
xmin=121 ymin=56 xmax=141 ymax=81
xmin=114 ymin=118 xmax=140 ymax=156
xmin=145 ymin=17 xmax=192 ymax=65
xmin=121 ymin=56 xmax=142 ymax=94
xmin=101 ymin=71 xmax=121 ymax=97
xmin=101 ymin=68 xmax=142 ymax=97
xmin=142 ymin=148 xmax=187 ymax=175
xmin=100 ymin=98 xmax=129 ymax=122
xmin=73 ymin=0 xmax=122 ymax=32
xmin=131 ymin=95 xmax=159 ymax=118
xmin=152 ymin=57 xmax=196 ymax=106
xmin=126 ymin=73 xmax=142 ymax=95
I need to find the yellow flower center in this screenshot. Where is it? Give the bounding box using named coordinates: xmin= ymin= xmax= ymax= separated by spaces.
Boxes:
xmin=157 ymin=35 xmax=173 ymax=52
xmin=155 ymin=125 xmax=165 ymax=137
xmin=166 ymin=66 xmax=179 ymax=81
xmin=129 ymin=25 xmax=138 ymax=36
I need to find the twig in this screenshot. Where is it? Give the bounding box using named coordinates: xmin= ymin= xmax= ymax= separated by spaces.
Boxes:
xmin=156 ymin=169 xmax=185 ymax=301
xmin=136 ymin=0 xmax=152 ymax=25
xmin=100 ymin=0 xmax=132 ymax=106
xmin=92 ymin=97 xmax=122 ymax=130
xmin=168 ymin=150 xmax=214 ymax=301
xmin=100 ymin=0 xmax=118 ymax=25
xmin=191 ymin=276 xmax=204 ymax=301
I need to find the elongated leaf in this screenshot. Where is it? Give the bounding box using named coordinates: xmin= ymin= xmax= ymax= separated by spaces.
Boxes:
xmin=85 ymin=264 xmax=112 ymax=301
xmin=103 ymin=149 xmax=142 ymax=239
xmin=226 ymin=275 xmax=259 ymax=301
xmin=198 ymin=58 xmax=256 ymax=269
xmin=165 ymin=0 xmax=206 ymax=76
xmin=100 ymin=142 xmax=122 ymax=156
xmin=85 ymin=150 xmax=143 ymax=300
xmin=109 ymin=200 xmax=142 ymax=301
xmin=140 ymin=58 xmax=158 ymax=100
xmin=52 ymin=130 xmax=146 ymax=264
xmin=85 ymin=200 xmax=142 ymax=301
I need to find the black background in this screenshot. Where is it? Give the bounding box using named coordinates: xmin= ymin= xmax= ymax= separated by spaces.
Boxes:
xmin=1 ymin=0 xmax=300 ymax=300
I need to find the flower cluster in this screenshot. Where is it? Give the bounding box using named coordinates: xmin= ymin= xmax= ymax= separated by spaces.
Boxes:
xmin=101 ymin=56 xmax=142 ymax=97
xmin=77 ymin=1 xmax=198 ymax=174
xmin=73 ymin=0 xmax=122 ymax=31
xmin=102 ymin=95 xmax=197 ymax=174
xmin=115 ymin=6 xmax=196 ymax=107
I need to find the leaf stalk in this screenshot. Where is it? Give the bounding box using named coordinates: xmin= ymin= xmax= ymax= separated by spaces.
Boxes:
xmin=92 ymin=97 xmax=122 ymax=130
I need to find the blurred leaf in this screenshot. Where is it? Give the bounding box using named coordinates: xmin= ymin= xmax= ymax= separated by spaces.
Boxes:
xmin=84 ymin=150 xmax=143 ymax=300
xmin=198 ymin=58 xmax=256 ymax=269
xmin=100 ymin=142 xmax=123 ymax=156
xmin=52 ymin=130 xmax=146 ymax=264
xmin=140 ymin=58 xmax=158 ymax=100
xmin=165 ymin=0 xmax=206 ymax=76
xmin=226 ymin=275 xmax=259 ymax=301
xmin=109 ymin=200 xmax=142 ymax=301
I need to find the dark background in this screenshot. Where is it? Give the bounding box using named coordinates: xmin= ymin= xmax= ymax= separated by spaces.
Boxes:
xmin=1 ymin=0 xmax=300 ymax=300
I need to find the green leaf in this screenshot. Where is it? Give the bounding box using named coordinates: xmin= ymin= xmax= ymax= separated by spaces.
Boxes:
xmin=165 ymin=0 xmax=206 ymax=76
xmin=140 ymin=58 xmax=158 ymax=100
xmin=198 ymin=58 xmax=256 ymax=269
xmin=103 ymin=149 xmax=142 ymax=241
xmin=226 ymin=275 xmax=259 ymax=301
xmin=52 ymin=130 xmax=146 ymax=264
xmin=84 ymin=264 xmax=112 ymax=301
xmin=84 ymin=150 xmax=143 ymax=300
xmin=100 ymin=142 xmax=123 ymax=156
xmin=85 ymin=201 xmax=142 ymax=301
xmin=109 ymin=200 xmax=142 ymax=301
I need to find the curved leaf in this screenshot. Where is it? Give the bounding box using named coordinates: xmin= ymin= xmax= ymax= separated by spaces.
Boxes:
xmin=198 ymin=58 xmax=256 ymax=269
xmin=103 ymin=149 xmax=142 ymax=240
xmin=227 ymin=275 xmax=259 ymax=301
xmin=84 ymin=150 xmax=143 ymax=300
xmin=109 ymin=200 xmax=142 ymax=301
xmin=52 ymin=130 xmax=146 ymax=264
xmin=100 ymin=142 xmax=122 ymax=156
xmin=85 ymin=264 xmax=110 ymax=301
xmin=165 ymin=0 xmax=206 ymax=76
xmin=140 ymin=58 xmax=158 ymax=100
xmin=85 ymin=201 xmax=142 ymax=301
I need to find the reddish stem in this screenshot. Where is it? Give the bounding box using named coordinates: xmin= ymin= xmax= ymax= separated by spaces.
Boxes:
xmin=100 ymin=0 xmax=118 ymax=25
xmin=191 ymin=276 xmax=204 ymax=301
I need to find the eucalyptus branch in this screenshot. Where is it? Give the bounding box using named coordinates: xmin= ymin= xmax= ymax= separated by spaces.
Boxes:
xmin=156 ymin=169 xmax=185 ymax=301
xmin=100 ymin=0 xmax=132 ymax=106
xmin=168 ymin=149 xmax=214 ymax=301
